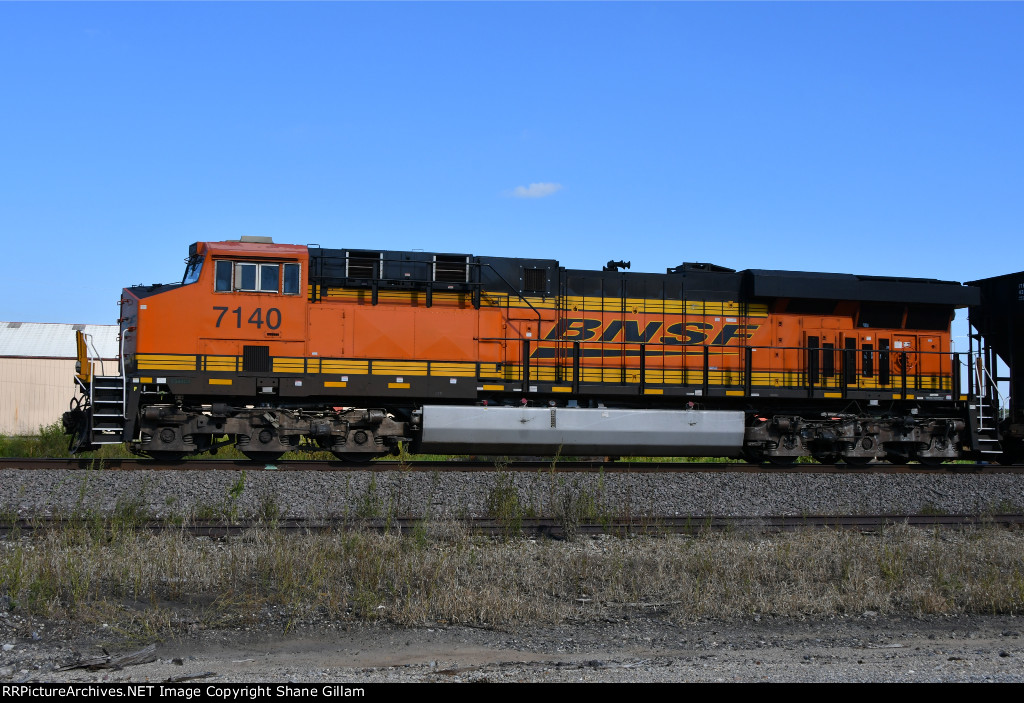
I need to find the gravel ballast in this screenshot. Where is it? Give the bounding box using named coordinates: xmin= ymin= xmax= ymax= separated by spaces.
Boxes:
xmin=0 ymin=467 xmax=1021 ymax=520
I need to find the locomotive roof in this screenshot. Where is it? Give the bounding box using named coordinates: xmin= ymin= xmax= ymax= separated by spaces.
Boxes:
xmin=200 ymin=240 xmax=981 ymax=307
xmin=202 ymin=240 xmax=307 ymax=257
xmin=744 ymin=269 xmax=980 ymax=307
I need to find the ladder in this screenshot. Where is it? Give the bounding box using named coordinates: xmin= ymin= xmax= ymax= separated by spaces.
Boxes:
xmin=90 ymin=375 xmax=126 ymax=445
xmin=971 ymin=356 xmax=1003 ymax=455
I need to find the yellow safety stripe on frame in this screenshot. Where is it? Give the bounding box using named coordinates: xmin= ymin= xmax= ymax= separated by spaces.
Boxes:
xmin=134 ymin=353 xmax=955 ymax=395
xmin=136 ymin=354 xmax=197 ymax=371
xmin=372 ymin=362 xmax=428 ymax=376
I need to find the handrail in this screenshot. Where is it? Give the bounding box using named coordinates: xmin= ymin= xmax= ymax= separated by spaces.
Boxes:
xmin=307 ymin=253 xmax=545 ymax=327
xmin=85 ymin=333 xmax=106 ymax=378
xmin=476 ymin=262 xmax=544 ymax=328
xmin=119 ymin=328 xmax=126 ymax=418
xmin=466 ymin=338 xmax=955 ymax=394
xmin=975 ymin=356 xmax=1005 ymax=409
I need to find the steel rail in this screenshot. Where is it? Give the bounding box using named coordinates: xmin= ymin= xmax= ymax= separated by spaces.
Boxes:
xmin=0 ymin=457 xmax=1022 ymax=474
xmin=1 ymin=514 xmax=1022 ymax=538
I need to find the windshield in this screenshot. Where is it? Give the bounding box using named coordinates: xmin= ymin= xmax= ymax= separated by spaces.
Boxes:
xmin=182 ymin=255 xmax=204 ymax=285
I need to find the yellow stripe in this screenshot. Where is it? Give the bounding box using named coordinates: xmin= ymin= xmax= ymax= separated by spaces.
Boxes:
xmin=136 ymin=354 xmax=197 ymax=371
xmin=137 ymin=361 xmax=195 ymax=370
xmin=204 ymin=355 xmax=238 ymax=372
xmin=273 ymin=359 xmax=306 ymax=372
xmin=559 ymin=298 xmax=769 ymax=317
xmin=388 ymin=382 xmax=411 ymax=389
xmin=324 ymin=381 xmax=347 ymax=388
xmin=321 ymin=360 xmax=368 ymax=374
xmin=139 ymin=377 xmax=153 ymax=383
xmin=209 ymin=379 xmax=232 ymax=386
xmin=320 ymin=288 xmax=476 ymax=307
xmin=643 ymin=388 xmax=664 ymax=395
xmin=373 ymin=362 xmax=428 ymax=376
xmin=551 ymin=386 xmax=572 ymax=392
xmin=481 ymin=384 xmax=504 ymax=390
xmin=319 ymin=287 xmax=769 ymax=316
xmin=725 ymin=390 xmax=745 ymax=396
xmin=824 ymin=392 xmax=842 ymax=398
xmin=428 ymin=363 xmax=476 ymax=377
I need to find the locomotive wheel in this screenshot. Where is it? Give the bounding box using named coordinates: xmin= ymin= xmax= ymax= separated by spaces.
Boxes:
xmin=811 ymin=452 xmax=839 ymax=465
xmin=765 ymin=455 xmax=797 ymax=467
xmin=331 ymin=452 xmax=380 ymax=463
xmin=742 ymin=447 xmax=766 ymax=464
xmin=241 ymin=451 xmax=285 ymax=463
xmin=147 ymin=451 xmax=186 ymax=462
xmin=914 ymin=455 xmax=945 ymax=468
xmin=842 ymin=456 xmax=873 ymax=467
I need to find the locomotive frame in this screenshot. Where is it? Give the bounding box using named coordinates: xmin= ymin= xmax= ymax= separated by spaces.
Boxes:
xmin=63 ymin=237 xmax=1024 ymax=464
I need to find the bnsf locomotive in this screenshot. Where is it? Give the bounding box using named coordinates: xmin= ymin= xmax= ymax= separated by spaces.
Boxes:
xmin=64 ymin=237 xmax=1024 ymax=464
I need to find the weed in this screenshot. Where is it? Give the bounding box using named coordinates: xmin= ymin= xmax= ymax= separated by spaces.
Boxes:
xmin=257 ymin=492 xmax=283 ymax=527
xmin=355 ymin=473 xmax=383 ymax=520
xmin=484 ymin=472 xmax=523 ymax=538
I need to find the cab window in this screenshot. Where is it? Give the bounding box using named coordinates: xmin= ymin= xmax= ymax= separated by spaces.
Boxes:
xmin=182 ymin=255 xmax=203 ymax=285
xmin=214 ymin=260 xmax=301 ymax=294
xmin=283 ymin=263 xmax=300 ymax=294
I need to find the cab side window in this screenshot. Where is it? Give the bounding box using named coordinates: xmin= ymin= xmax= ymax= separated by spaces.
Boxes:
xmin=259 ymin=264 xmax=279 ymax=292
xmin=215 ymin=261 xmax=233 ymax=292
xmin=283 ymin=263 xmax=300 ymax=294
xmin=214 ymin=260 xmax=301 ymax=294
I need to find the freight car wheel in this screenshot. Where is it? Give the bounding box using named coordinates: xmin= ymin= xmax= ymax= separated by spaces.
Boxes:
xmin=842 ymin=456 xmax=873 ymax=467
xmin=811 ymin=452 xmax=839 ymax=465
xmin=765 ymin=456 xmax=797 ymax=467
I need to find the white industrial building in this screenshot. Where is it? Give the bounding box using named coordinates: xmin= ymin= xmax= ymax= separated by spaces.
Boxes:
xmin=0 ymin=322 xmax=119 ymax=436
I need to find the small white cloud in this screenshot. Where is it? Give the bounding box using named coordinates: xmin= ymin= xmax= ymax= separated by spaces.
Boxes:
xmin=509 ymin=182 xmax=563 ymax=199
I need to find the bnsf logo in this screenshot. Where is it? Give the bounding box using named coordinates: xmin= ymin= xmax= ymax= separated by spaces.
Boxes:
xmin=530 ymin=319 xmax=761 ymax=359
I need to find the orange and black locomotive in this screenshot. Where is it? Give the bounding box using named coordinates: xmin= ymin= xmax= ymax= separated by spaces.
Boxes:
xmin=64 ymin=237 xmax=1024 ymax=464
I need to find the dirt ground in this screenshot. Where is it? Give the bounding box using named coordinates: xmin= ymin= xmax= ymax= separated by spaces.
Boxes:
xmin=2 ymin=613 xmax=1022 ymax=683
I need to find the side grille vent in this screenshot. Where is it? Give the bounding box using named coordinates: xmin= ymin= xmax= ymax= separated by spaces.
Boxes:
xmin=347 ymin=251 xmax=381 ymax=279
xmin=243 ymin=345 xmax=271 ymax=373
xmin=523 ymin=267 xmax=546 ymax=293
xmin=434 ymin=255 xmax=469 ymax=283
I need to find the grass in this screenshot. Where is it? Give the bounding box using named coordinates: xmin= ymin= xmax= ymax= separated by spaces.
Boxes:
xmin=1 ymin=522 xmax=1023 ymax=636
xmin=3 ymin=425 xmax=1023 ymax=636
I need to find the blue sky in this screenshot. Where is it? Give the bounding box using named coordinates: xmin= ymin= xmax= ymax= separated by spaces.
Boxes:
xmin=1 ymin=2 xmax=1021 ymax=328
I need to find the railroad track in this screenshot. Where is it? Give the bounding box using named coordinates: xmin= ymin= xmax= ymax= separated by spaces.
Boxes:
xmin=2 ymin=514 xmax=1022 ymax=538
xmin=1 ymin=457 xmax=1022 ymax=474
